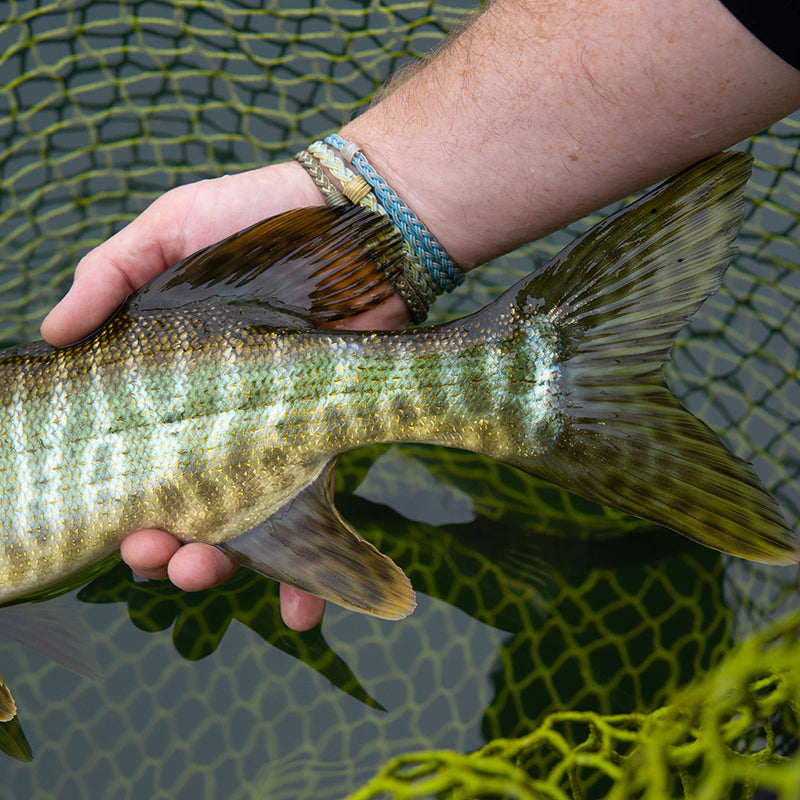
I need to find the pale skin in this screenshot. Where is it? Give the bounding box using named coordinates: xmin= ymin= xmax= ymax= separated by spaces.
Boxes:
xmin=41 ymin=0 xmax=800 ymax=630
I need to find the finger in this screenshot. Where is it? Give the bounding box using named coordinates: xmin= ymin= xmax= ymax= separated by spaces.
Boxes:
xmin=120 ymin=529 xmax=183 ymax=581
xmin=41 ymin=256 xmax=138 ymax=347
xmin=166 ymin=542 xmax=238 ymax=592
xmin=280 ymin=584 xmax=326 ymax=631
xmin=41 ymin=205 xmax=178 ymax=347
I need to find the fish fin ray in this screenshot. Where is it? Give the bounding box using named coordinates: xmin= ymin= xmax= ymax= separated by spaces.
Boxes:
xmin=219 ymin=460 xmax=416 ymax=620
xmin=534 ymin=390 xmax=799 ymax=564
xmin=125 ymin=206 xmax=403 ymax=328
xmin=503 ymin=152 xmax=799 ymax=564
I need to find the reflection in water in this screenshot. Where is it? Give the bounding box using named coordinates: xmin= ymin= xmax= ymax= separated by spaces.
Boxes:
xmin=355 ymin=446 xmax=477 ymax=526
xmin=0 ymin=442 xmax=749 ymax=798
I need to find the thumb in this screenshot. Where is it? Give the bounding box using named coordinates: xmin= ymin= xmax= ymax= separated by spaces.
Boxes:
xmin=40 ymin=202 xmax=180 ymax=348
xmin=40 ymin=254 xmax=137 ymax=347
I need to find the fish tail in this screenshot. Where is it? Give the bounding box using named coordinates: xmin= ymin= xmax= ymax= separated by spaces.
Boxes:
xmin=498 ymin=152 xmax=799 ymax=564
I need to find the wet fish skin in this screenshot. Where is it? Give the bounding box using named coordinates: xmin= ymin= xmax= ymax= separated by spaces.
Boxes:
xmin=0 ymin=207 xmax=414 ymax=613
xmin=0 ymin=152 xmax=797 ymax=618
xmin=0 ymin=295 xmax=554 ymax=601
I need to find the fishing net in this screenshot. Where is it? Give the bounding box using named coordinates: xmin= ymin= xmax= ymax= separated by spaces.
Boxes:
xmin=347 ymin=608 xmax=800 ymax=799
xmin=1 ymin=1 xmax=800 ymax=798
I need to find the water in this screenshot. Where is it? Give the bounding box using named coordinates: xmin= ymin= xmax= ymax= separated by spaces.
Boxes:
xmin=1 ymin=1 xmax=799 ymax=797
xmin=0 ymin=464 xmax=742 ymax=798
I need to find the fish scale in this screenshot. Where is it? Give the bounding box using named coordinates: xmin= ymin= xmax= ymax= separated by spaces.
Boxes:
xmin=0 ymin=156 xmax=797 ymax=622
xmin=0 ymin=288 xmax=557 ymax=603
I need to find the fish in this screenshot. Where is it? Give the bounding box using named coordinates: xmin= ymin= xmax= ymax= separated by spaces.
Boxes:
xmin=0 ymin=150 xmax=797 ymax=621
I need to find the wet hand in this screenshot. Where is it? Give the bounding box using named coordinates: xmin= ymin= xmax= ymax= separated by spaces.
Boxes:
xmin=119 ymin=530 xmax=326 ymax=631
xmin=41 ymin=162 xmax=322 ymax=346
xmin=41 ymin=161 xmax=408 ymax=631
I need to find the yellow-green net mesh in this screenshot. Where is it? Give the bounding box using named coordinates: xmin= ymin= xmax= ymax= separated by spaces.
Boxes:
xmin=347 ymin=608 xmax=800 ymax=799
xmin=1 ymin=2 xmax=800 ymax=799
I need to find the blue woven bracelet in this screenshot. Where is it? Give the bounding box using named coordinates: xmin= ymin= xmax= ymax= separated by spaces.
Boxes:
xmin=298 ymin=140 xmax=436 ymax=322
xmin=324 ymin=133 xmax=464 ymax=295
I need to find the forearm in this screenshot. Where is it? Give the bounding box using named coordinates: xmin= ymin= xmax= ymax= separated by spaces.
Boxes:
xmin=341 ymin=0 xmax=800 ymax=270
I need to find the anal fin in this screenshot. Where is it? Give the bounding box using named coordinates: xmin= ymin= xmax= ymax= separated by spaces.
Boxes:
xmin=218 ymin=460 xmax=416 ymax=620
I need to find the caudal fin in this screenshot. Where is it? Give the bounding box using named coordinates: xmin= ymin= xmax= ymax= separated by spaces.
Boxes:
xmin=509 ymin=152 xmax=799 ymax=564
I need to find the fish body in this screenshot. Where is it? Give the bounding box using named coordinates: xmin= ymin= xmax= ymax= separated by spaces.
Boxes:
xmin=0 ymin=288 xmax=557 ymax=602
xmin=0 ymin=152 xmax=797 ymax=617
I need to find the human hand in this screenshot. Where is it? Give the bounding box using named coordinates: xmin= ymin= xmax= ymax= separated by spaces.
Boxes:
xmin=41 ymin=160 xmax=410 ymax=631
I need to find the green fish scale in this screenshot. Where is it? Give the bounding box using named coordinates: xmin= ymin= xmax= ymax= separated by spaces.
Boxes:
xmin=0 ymin=305 xmax=562 ymax=603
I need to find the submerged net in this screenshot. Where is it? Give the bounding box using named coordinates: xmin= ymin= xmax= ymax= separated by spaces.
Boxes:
xmin=348 ymin=608 xmax=800 ymax=799
xmin=1 ymin=2 xmax=800 ymax=798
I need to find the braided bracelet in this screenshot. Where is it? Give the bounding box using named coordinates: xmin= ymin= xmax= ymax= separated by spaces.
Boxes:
xmin=294 ymin=140 xmax=450 ymax=322
xmin=324 ymin=133 xmax=464 ymax=295
xmin=293 ymin=149 xmax=347 ymax=206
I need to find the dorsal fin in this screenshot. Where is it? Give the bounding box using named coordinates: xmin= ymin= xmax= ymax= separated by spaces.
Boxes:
xmin=124 ymin=205 xmax=403 ymax=328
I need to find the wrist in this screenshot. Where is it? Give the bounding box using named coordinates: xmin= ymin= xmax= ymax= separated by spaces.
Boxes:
xmin=256 ymin=159 xmax=329 ymax=208
xmin=338 ymin=118 xmax=480 ymax=272
xmin=294 ymin=135 xmax=465 ymax=322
